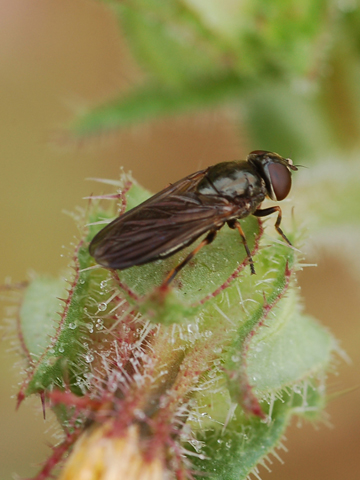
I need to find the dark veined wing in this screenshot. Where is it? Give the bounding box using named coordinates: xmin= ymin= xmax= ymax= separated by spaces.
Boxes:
xmin=89 ymin=170 xmax=239 ymax=270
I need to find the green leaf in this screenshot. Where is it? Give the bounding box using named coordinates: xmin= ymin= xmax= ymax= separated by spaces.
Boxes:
xmin=70 ymin=74 xmax=250 ymax=137
xmin=247 ymin=291 xmax=335 ymax=394
xmin=20 ymin=213 xmax=113 ymax=397
xmin=191 ymin=386 xmax=324 ymax=480
xmin=19 ymin=277 xmax=67 ymax=359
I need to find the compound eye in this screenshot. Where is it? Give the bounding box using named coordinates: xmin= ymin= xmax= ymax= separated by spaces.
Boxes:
xmin=268 ymin=162 xmax=291 ymax=201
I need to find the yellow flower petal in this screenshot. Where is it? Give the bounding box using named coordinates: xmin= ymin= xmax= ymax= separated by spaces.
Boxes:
xmin=59 ymin=422 xmax=165 ymax=480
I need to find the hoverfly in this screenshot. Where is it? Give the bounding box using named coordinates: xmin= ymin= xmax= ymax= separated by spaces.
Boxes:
xmin=89 ymin=151 xmax=298 ymax=287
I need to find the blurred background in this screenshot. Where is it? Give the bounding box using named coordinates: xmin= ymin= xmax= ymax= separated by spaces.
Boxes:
xmin=0 ymin=1 xmax=359 ymax=479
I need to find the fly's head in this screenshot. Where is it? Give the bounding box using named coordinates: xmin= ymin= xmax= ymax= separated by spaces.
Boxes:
xmin=247 ymin=150 xmax=298 ymax=201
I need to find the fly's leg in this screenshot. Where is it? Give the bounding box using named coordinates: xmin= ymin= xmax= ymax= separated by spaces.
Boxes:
xmin=253 ymin=206 xmax=292 ymax=245
xmin=227 ymin=220 xmax=256 ymax=275
xmin=161 ymin=230 xmax=217 ymax=287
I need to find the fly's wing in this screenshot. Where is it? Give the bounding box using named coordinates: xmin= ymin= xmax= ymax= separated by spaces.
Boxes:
xmin=125 ymin=168 xmax=208 ymax=210
xmin=89 ymin=170 xmax=238 ymax=270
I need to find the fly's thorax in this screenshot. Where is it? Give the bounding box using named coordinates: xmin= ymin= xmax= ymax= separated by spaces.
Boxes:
xmin=197 ymin=161 xmax=266 ymax=202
